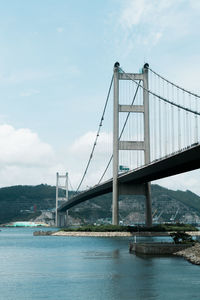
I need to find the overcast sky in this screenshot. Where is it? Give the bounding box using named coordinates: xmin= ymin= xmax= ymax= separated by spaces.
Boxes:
xmin=0 ymin=0 xmax=200 ymax=194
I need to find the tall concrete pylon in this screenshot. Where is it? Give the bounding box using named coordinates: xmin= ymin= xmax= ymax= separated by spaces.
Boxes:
xmin=112 ymin=62 xmax=152 ymax=226
xmin=56 ymin=172 xmax=69 ymax=227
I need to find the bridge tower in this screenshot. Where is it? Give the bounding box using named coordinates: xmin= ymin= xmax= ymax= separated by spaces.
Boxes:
xmin=112 ymin=62 xmax=152 ymax=226
xmin=56 ymin=172 xmax=69 ymax=227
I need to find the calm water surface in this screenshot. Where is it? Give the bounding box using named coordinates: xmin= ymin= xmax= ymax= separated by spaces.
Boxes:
xmin=0 ymin=228 xmax=200 ymax=300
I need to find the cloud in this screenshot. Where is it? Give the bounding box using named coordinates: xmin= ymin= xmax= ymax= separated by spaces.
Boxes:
xmin=0 ymin=124 xmax=63 ymax=187
xmin=0 ymin=124 xmax=54 ymax=166
xmin=70 ymin=131 xmax=112 ymax=156
xmin=120 ymin=0 xmax=148 ymax=28
xmin=0 ymin=127 xmax=70 ymax=187
xmin=0 ymin=164 xmax=60 ymax=188
xmin=120 ymin=0 xmax=178 ymax=29
xmin=0 ymin=125 xmax=199 ymax=196
xmin=20 ymin=89 xmax=40 ymax=97
xmin=0 ymin=70 xmax=52 ymax=85
xmin=57 ymin=27 xmax=64 ymax=33
xmin=118 ymin=0 xmax=200 ymax=49
xmin=67 ymin=131 xmax=113 ymax=189
xmin=0 ymin=129 xmax=113 ymax=189
xmin=0 ymin=65 xmax=80 ymax=86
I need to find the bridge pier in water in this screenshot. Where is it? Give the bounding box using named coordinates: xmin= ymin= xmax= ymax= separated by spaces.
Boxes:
xmin=112 ymin=62 xmax=152 ymax=227
xmin=57 ymin=213 xmax=67 ymax=227
xmin=145 ymin=182 xmax=152 ymax=227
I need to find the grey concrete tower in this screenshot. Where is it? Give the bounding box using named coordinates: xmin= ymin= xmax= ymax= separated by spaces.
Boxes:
xmin=112 ymin=62 xmax=120 ymax=225
xmin=56 ymin=172 xmax=69 ymax=227
xmin=143 ymin=63 xmax=152 ymax=227
xmin=112 ymin=62 xmax=152 ymax=226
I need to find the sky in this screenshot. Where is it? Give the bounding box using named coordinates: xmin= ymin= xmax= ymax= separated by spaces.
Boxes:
xmin=0 ymin=0 xmax=200 ymax=194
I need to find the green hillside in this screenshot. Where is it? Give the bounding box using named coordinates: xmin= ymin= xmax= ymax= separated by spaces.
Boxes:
xmin=0 ymin=184 xmax=200 ymax=225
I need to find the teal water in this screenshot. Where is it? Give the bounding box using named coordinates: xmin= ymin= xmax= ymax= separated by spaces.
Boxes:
xmin=0 ymin=228 xmax=200 ymax=300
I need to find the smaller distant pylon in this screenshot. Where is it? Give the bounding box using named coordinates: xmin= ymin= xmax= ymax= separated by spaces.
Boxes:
xmin=55 ymin=172 xmax=69 ymax=227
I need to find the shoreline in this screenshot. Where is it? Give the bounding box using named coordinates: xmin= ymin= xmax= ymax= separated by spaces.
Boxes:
xmin=52 ymin=231 xmax=133 ymax=237
xmin=52 ymin=231 xmax=200 ymax=237
xmin=33 ymin=230 xmax=200 ymax=237
xmin=174 ymin=243 xmax=200 ymax=265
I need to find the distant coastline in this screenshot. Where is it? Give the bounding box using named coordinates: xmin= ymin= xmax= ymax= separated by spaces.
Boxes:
xmin=33 ymin=230 xmax=200 ymax=237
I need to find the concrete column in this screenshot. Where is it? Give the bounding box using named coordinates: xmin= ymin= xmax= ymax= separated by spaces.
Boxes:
xmin=143 ymin=63 xmax=152 ymax=227
xmin=55 ymin=172 xmax=69 ymax=227
xmin=61 ymin=215 xmax=66 ymax=227
xmin=143 ymin=63 xmax=150 ymax=165
xmin=57 ymin=214 xmax=67 ymax=227
xmin=112 ymin=62 xmax=120 ymax=225
xmin=145 ymin=182 xmax=152 ymax=227
xmin=56 ymin=172 xmax=59 ymax=227
xmin=57 ymin=213 xmax=61 ymax=227
xmin=65 ymin=172 xmax=69 ymax=201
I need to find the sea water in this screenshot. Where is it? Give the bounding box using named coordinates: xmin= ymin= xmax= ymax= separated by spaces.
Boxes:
xmin=0 ymin=228 xmax=200 ymax=300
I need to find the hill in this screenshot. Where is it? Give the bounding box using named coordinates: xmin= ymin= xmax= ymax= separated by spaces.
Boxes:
xmin=0 ymin=184 xmax=200 ymax=225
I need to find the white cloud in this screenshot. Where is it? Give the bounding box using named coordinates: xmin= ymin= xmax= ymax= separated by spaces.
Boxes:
xmin=120 ymin=0 xmax=148 ymax=28
xmin=57 ymin=27 xmax=64 ymax=33
xmin=120 ymin=0 xmax=183 ymax=31
xmin=190 ymin=0 xmax=200 ymax=10
xmin=0 ymin=70 xmax=52 ymax=84
xmin=0 ymin=165 xmax=59 ymax=187
xmin=20 ymin=89 xmax=40 ymax=97
xmin=0 ymin=124 xmax=63 ymax=187
xmin=0 ymin=130 xmax=112 ymax=190
xmin=0 ymin=125 xmax=198 ymax=196
xmin=118 ymin=0 xmax=200 ymax=49
xmin=70 ymin=131 xmax=112 ymax=155
xmin=0 ymin=65 xmax=80 ymax=86
xmin=0 ymin=124 xmax=54 ymax=166
xmin=67 ymin=131 xmax=113 ymax=189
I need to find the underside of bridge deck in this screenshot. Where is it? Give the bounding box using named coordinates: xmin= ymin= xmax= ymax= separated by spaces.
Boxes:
xmin=58 ymin=144 xmax=200 ymax=213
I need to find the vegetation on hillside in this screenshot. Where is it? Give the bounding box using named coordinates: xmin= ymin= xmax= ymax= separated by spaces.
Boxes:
xmin=0 ymin=183 xmax=200 ymax=225
xmin=170 ymin=231 xmax=195 ymax=244
xmin=62 ymin=223 xmax=198 ymax=232
xmin=152 ymin=185 xmax=200 ymax=214
xmin=0 ymin=184 xmax=56 ymax=224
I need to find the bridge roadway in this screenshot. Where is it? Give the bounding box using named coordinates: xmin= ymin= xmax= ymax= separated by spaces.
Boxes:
xmin=58 ymin=144 xmax=200 ymax=213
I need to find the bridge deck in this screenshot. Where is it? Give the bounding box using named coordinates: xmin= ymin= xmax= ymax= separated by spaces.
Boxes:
xmin=58 ymin=144 xmax=200 ymax=213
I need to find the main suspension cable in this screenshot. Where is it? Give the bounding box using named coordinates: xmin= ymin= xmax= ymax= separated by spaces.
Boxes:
xmin=148 ymin=66 xmax=200 ymax=99
xmin=98 ymin=154 xmax=113 ymax=184
xmin=68 ymin=175 xmax=74 ymax=192
xmin=76 ymin=75 xmax=114 ymax=192
xmin=99 ymin=64 xmax=200 ymax=186
xmin=119 ymin=67 xmax=200 ymax=116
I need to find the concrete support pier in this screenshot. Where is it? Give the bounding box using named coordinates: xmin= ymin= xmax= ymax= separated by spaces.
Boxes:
xmin=57 ymin=213 xmax=67 ymax=227
xmin=145 ymin=182 xmax=152 ymax=227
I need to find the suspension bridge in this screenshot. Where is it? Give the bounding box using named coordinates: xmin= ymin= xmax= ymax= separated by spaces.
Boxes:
xmin=57 ymin=62 xmax=200 ymax=227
